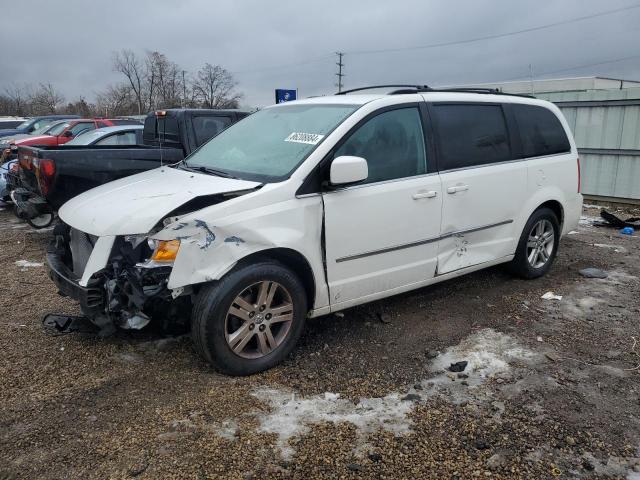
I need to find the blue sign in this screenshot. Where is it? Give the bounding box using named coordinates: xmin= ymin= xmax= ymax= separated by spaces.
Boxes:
xmin=275 ymin=89 xmax=297 ymax=103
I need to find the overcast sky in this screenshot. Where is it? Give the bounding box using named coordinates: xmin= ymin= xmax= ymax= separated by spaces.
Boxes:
xmin=2 ymin=0 xmax=640 ymax=107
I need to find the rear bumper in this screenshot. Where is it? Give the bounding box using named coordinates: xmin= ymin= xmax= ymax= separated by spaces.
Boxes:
xmin=46 ymin=251 xmax=105 ymax=316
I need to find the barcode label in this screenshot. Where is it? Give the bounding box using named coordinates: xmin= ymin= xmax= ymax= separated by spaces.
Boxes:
xmin=284 ymin=132 xmax=324 ymax=145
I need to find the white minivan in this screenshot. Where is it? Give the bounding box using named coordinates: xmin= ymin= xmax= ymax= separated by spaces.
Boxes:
xmin=48 ymin=86 xmax=582 ymax=375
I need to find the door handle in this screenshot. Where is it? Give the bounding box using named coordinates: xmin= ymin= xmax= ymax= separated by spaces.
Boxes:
xmin=412 ymin=190 xmax=438 ymax=200
xmin=446 ymin=184 xmax=469 ymax=194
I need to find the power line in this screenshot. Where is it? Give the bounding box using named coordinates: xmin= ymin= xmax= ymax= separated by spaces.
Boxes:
xmin=346 ymin=4 xmax=640 ymax=56
xmin=335 ymin=52 xmax=345 ymax=92
xmin=231 ymin=54 xmax=333 ymax=76
xmin=502 ymin=54 xmax=640 ymax=83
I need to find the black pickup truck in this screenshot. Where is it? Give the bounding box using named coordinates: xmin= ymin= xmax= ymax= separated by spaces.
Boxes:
xmin=12 ymin=109 xmax=249 ymax=227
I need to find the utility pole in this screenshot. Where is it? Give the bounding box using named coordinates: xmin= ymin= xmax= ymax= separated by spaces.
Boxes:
xmin=335 ymin=52 xmax=345 ymax=92
xmin=529 ymin=64 xmax=535 ymax=96
xmin=182 ymin=70 xmax=187 ymax=107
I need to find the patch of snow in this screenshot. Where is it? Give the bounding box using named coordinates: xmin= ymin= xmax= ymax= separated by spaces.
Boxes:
xmin=579 ymin=215 xmax=600 ymax=226
xmin=15 ymin=260 xmax=43 ymax=269
xmin=215 ymin=419 xmax=238 ymax=440
xmin=582 ymin=203 xmax=601 ymax=209
xmin=251 ymin=329 xmax=538 ymax=459
xmin=252 ymin=388 xmax=413 ymax=459
xmin=426 ymin=329 xmax=538 ymax=388
xmin=593 ymin=243 xmax=627 ymax=254
xmin=541 ymin=291 xmax=562 ymax=300
xmin=567 ymin=230 xmax=579 ymax=235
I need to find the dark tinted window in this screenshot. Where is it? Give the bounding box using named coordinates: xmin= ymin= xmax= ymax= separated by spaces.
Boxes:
xmin=334 ymin=107 xmax=427 ymax=184
xmin=512 ymin=104 xmax=570 ymax=158
xmin=193 ymin=116 xmax=232 ymax=145
xmin=432 ymin=104 xmax=511 ymax=170
xmin=143 ymin=115 xmax=180 ymax=145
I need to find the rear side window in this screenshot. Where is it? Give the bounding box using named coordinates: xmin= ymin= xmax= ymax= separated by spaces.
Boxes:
xmin=95 ymin=131 xmax=139 ymax=146
xmin=512 ymin=104 xmax=570 ymax=158
xmin=334 ymin=107 xmax=427 ymax=184
xmin=431 ymin=104 xmax=511 ymax=170
xmin=193 ymin=116 xmax=232 ymax=145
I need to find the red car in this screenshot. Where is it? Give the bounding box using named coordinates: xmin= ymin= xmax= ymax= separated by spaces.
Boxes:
xmin=10 ymin=118 xmax=139 ymax=148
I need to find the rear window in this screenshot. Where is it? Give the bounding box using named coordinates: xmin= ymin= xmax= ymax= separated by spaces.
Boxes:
xmin=192 ymin=116 xmax=232 ymax=145
xmin=512 ymin=104 xmax=571 ymax=158
xmin=143 ymin=115 xmax=180 ymax=145
xmin=431 ymin=104 xmax=511 ymax=170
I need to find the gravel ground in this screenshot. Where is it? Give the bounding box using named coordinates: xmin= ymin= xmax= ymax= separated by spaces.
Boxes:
xmin=1 ymin=203 xmax=640 ymax=479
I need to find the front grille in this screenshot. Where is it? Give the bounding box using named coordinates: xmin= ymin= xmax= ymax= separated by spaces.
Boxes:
xmin=69 ymin=228 xmax=97 ymax=278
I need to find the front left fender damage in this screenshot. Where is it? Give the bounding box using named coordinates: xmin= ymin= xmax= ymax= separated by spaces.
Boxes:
xmin=151 ymin=199 xmax=328 ymax=311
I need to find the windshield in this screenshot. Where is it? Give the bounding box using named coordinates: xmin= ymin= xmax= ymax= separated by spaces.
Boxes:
xmin=16 ymin=119 xmax=34 ymax=130
xmin=47 ymin=122 xmax=70 ymax=136
xmin=184 ymin=104 xmax=358 ymax=181
xmin=31 ymin=120 xmax=58 ymax=135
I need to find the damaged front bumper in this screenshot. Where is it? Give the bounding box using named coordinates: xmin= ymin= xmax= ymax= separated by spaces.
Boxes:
xmin=47 ymin=225 xmax=190 ymax=332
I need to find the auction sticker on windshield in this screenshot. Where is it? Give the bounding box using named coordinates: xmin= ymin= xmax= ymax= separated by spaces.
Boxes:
xmin=285 ymin=132 xmax=325 ymax=145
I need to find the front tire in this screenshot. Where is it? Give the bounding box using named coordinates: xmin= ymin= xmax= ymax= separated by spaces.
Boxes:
xmin=191 ymin=260 xmax=307 ymax=375
xmin=508 ymin=207 xmax=560 ymax=279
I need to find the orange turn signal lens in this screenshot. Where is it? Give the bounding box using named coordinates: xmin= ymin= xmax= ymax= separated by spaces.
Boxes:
xmin=150 ymin=240 xmax=180 ymax=262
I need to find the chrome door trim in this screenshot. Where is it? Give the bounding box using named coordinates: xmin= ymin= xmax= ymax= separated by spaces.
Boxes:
xmin=335 ymin=219 xmax=514 ymax=263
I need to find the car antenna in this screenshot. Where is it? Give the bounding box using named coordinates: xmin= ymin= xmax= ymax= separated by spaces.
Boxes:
xmin=156 ymin=110 xmax=165 ymax=168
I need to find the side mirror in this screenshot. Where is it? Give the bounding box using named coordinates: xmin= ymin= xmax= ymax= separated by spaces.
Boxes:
xmin=329 ymin=156 xmax=368 ymax=186
xmin=63 ymin=130 xmax=73 ymax=138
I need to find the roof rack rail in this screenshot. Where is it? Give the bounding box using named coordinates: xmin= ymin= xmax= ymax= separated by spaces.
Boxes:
xmin=335 ymin=84 xmax=534 ymax=98
xmin=335 ymin=84 xmax=430 ymax=95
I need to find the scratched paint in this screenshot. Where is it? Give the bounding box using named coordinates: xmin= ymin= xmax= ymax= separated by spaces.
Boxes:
xmin=194 ymin=219 xmax=215 ymax=249
xmin=224 ymin=236 xmax=245 ymax=246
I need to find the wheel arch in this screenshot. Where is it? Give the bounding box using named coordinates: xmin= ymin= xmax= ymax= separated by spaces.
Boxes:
xmin=233 ymin=247 xmax=317 ymax=310
xmin=534 ymin=199 xmax=564 ymax=231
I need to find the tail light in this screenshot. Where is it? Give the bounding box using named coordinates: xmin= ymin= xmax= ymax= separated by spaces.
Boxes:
xmin=36 ymin=158 xmax=56 ymax=196
xmin=577 ymin=157 xmax=581 ymax=193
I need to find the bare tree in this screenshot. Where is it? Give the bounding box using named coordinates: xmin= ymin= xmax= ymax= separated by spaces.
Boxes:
xmin=113 ymin=49 xmax=145 ymax=114
xmin=191 ymin=63 xmax=241 ymax=108
xmin=4 ymin=83 xmax=28 ymax=115
xmin=96 ymin=83 xmax=137 ymax=117
xmin=29 ymin=83 xmax=65 ymax=114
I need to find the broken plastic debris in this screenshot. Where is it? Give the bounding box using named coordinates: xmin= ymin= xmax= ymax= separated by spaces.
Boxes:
xmin=541 ymin=292 xmax=562 ymax=301
xmin=448 ymin=361 xmax=468 ymax=373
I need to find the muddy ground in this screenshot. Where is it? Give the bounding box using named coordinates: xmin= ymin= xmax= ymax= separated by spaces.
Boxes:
xmin=1 ymin=204 xmax=639 ymax=480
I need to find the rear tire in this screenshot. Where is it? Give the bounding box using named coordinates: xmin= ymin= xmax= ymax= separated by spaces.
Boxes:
xmin=191 ymin=260 xmax=307 ymax=376
xmin=508 ymin=207 xmax=560 ymax=279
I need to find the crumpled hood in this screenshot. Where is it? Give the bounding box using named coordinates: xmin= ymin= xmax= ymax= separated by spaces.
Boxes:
xmin=59 ymin=166 xmax=261 ymax=236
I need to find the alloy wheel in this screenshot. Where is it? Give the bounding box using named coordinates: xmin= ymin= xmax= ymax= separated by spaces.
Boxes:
xmin=526 ymin=219 xmax=555 ymax=269
xmin=224 ymin=281 xmax=294 ymax=359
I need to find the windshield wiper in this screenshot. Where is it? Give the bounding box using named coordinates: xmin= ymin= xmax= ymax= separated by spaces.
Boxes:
xmin=182 ymin=164 xmax=238 ymax=179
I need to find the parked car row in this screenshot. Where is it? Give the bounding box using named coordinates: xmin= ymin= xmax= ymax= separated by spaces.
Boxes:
xmin=7 ymin=109 xmax=248 ymax=228
xmin=8 ymin=86 xmax=581 ymax=375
